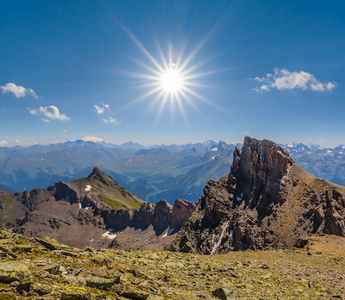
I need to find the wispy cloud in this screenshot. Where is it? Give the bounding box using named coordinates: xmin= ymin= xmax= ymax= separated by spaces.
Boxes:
xmin=1 ymin=83 xmax=38 ymax=98
xmin=0 ymin=140 xmax=8 ymax=147
xmin=94 ymin=103 xmax=110 ymax=114
xmin=28 ymin=105 xmax=70 ymax=121
xmin=102 ymin=117 xmax=119 ymax=125
xmin=252 ymin=68 xmax=336 ymax=92
xmin=82 ymin=135 xmax=103 ymax=142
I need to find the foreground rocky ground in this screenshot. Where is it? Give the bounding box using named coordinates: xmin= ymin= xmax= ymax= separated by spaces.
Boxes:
xmin=0 ymin=230 xmax=344 ymax=299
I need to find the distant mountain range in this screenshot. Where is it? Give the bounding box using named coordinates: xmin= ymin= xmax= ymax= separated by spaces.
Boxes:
xmin=0 ymin=139 xmax=344 ymax=204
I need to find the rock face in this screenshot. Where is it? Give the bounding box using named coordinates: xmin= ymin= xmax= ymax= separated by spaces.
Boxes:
xmin=169 ymin=137 xmax=345 ymax=254
xmin=171 ymin=199 xmax=196 ymax=230
xmin=0 ymin=167 xmax=195 ymax=250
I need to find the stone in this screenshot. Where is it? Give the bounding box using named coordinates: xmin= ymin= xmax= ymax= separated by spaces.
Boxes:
xmin=52 ymin=285 xmax=92 ymax=300
xmin=45 ymin=265 xmax=67 ymax=275
xmin=32 ymin=282 xmax=53 ymax=296
xmin=84 ymin=275 xmax=119 ymax=289
xmin=0 ymin=261 xmax=31 ymax=283
xmin=114 ymin=285 xmax=150 ymax=300
xmin=35 ymin=236 xmax=61 ymax=250
xmin=212 ymin=287 xmax=232 ymax=299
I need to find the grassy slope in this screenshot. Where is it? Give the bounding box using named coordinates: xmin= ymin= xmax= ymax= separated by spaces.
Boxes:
xmin=65 ymin=171 xmax=144 ymax=210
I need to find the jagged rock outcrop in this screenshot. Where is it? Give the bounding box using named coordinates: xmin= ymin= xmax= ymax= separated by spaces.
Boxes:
xmin=169 ymin=137 xmax=345 ymax=254
xmin=171 ymin=199 xmax=196 ymax=230
xmin=153 ymin=200 xmax=173 ymax=234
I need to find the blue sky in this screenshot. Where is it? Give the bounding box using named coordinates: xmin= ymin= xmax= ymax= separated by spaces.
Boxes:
xmin=1 ymin=0 xmax=344 ymax=147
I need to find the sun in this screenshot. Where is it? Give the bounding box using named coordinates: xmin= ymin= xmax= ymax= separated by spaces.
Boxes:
xmin=120 ymin=24 xmax=219 ymax=119
xmin=160 ymin=68 xmax=182 ymax=92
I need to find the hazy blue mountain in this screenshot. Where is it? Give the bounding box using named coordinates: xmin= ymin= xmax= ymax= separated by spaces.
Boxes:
xmin=0 ymin=140 xmax=237 ymax=203
xmin=281 ymin=143 xmax=345 ymax=187
xmin=0 ymin=184 xmax=16 ymax=193
xmin=2 ymin=139 xmax=345 ymax=204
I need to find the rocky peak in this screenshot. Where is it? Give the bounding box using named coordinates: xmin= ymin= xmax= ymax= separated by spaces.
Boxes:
xmin=228 ymin=137 xmax=295 ymax=210
xmin=88 ymin=167 xmax=115 ymax=185
xmin=170 ymin=137 xmax=345 ymax=254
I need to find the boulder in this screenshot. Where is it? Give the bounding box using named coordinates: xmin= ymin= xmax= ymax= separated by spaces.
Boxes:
xmin=0 ymin=261 xmax=31 ymax=283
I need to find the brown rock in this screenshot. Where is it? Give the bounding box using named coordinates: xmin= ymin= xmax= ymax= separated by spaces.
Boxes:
xmin=170 ymin=137 xmax=345 ymax=254
xmin=171 ymin=199 xmax=196 ymax=230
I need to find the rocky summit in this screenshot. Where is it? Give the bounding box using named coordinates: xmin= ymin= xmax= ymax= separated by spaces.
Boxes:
xmin=170 ymin=137 xmax=345 ymax=254
xmin=0 ymin=168 xmax=195 ymax=250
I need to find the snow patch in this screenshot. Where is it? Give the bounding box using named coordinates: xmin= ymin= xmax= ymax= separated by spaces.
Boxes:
xmin=162 ymin=227 xmax=175 ymax=237
xmin=210 ymin=221 xmax=229 ymax=255
xmin=212 ymin=156 xmax=216 ymax=160
xmin=85 ymin=185 xmax=92 ymax=192
xmin=211 ymin=147 xmax=218 ymax=152
xmin=102 ymin=231 xmax=117 ymax=239
xmin=78 ymin=203 xmax=82 ymax=209
xmin=229 ymin=229 xmax=234 ymax=237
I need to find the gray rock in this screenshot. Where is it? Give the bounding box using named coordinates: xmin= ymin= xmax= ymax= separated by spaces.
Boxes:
xmin=0 ymin=261 xmax=31 ymax=283
xmin=212 ymin=287 xmax=232 ymax=299
xmin=84 ymin=275 xmax=119 ymax=289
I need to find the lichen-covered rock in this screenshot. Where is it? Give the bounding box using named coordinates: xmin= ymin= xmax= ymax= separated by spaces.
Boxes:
xmin=35 ymin=236 xmax=61 ymax=250
xmin=32 ymin=282 xmax=53 ymax=295
xmin=114 ymin=284 xmax=150 ymax=299
xmin=84 ymin=275 xmax=119 ymax=289
xmin=0 ymin=261 xmax=31 ymax=283
xmin=51 ymin=285 xmax=92 ymax=300
xmin=0 ymin=228 xmax=343 ymax=299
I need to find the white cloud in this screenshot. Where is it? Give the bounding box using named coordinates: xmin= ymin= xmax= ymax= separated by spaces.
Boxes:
xmin=252 ymin=68 xmax=336 ymax=92
xmin=82 ymin=135 xmax=103 ymax=142
xmin=102 ymin=117 xmax=119 ymax=125
xmin=1 ymin=83 xmax=38 ymax=98
xmin=0 ymin=140 xmax=8 ymax=146
xmin=42 ymin=118 xmax=51 ymax=123
xmin=95 ymin=103 xmax=110 ymax=114
xmin=28 ymin=105 xmax=70 ymax=121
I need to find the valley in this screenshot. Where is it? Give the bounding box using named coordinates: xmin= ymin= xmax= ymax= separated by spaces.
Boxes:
xmin=1 ymin=139 xmax=345 ymax=206
xmin=0 ymin=136 xmax=344 ymax=299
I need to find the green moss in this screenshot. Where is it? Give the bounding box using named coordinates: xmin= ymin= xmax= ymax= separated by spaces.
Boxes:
xmin=0 ymin=293 xmax=16 ymax=300
xmin=100 ymin=196 xmax=127 ymax=210
xmin=100 ymin=195 xmax=142 ymax=210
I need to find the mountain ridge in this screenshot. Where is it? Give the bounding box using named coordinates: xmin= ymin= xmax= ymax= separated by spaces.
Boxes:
xmin=0 ymin=167 xmax=196 ymax=249
xmin=169 ymin=137 xmax=345 ymax=254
